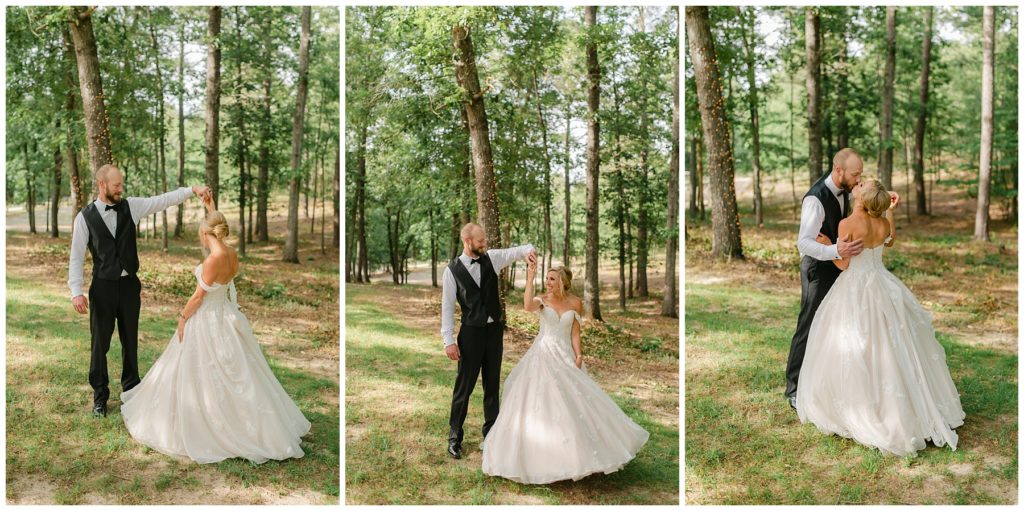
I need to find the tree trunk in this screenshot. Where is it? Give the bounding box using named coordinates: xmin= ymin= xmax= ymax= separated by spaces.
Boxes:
xmin=974 ymin=6 xmax=995 ymax=241
xmin=613 ymin=72 xmax=626 ymax=310
xmin=67 ymin=7 xmax=113 ymax=174
xmin=333 ymin=144 xmax=341 ymax=248
xmin=563 ymin=100 xmax=572 ymax=267
xmin=149 ymin=11 xmax=168 ymax=250
xmin=836 ymin=13 xmax=849 ymax=149
xmin=204 ymin=7 xmax=222 ymax=207
xmin=741 ymin=6 xmax=763 ymax=228
xmin=662 ymin=6 xmax=679 ymax=318
xmin=452 ymin=24 xmax=503 ymax=253
xmin=25 ymin=144 xmax=36 ymax=235
xmin=284 ymin=7 xmax=311 ymax=263
xmin=687 ymin=132 xmax=698 ymax=216
xmin=356 ymin=123 xmax=369 ymax=282
xmin=175 ymin=20 xmax=186 ymax=238
xmin=583 ymin=6 xmax=602 ymax=321
xmin=913 ymin=7 xmax=933 ymax=216
xmin=62 ymin=27 xmax=84 ymax=230
xmin=234 ymin=8 xmax=248 ymax=257
xmin=257 ymin=15 xmax=272 ymax=243
xmin=51 ymin=143 xmax=62 ymax=238
xmin=880 ymin=6 xmax=897 ymax=189
xmin=804 ymin=7 xmax=822 ymax=185
xmin=789 ymin=66 xmax=798 ymax=216
xmin=531 ymin=69 xmax=554 ymax=291
xmin=686 ymin=6 xmax=744 ymax=260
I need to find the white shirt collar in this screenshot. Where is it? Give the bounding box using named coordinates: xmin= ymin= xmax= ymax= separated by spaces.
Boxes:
xmin=825 ymin=174 xmax=844 ymax=196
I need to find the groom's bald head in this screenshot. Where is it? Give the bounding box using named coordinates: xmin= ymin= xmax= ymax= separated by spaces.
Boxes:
xmin=461 ymin=223 xmax=488 ymax=257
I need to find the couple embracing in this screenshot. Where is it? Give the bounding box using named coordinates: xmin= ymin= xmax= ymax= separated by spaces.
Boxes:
xmin=440 ymin=223 xmax=649 ymax=484
xmin=786 ymin=148 xmax=966 ymax=456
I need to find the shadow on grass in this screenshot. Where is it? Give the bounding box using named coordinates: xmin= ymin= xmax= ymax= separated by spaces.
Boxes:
xmin=6 ymin=275 xmax=339 ymax=504
xmin=685 ymin=282 xmax=1017 ymax=505
xmin=346 ymin=286 xmax=679 ymax=504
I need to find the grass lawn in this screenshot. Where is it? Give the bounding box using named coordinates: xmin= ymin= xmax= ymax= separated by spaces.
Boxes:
xmin=345 ymin=277 xmax=679 ymax=504
xmin=6 ymin=221 xmax=340 ymax=505
xmin=685 ymin=174 xmax=1017 ymax=504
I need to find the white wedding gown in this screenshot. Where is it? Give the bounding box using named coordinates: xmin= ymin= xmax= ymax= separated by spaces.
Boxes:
xmin=121 ymin=263 xmax=311 ymax=464
xmin=481 ymin=296 xmax=649 ymax=484
xmin=796 ymin=243 xmax=965 ymax=456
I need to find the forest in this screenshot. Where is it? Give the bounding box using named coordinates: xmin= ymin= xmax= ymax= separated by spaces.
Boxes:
xmin=685 ymin=6 xmax=1017 ymax=504
xmin=686 ymin=6 xmax=1018 ymax=256
xmin=345 ymin=6 xmax=679 ymax=504
xmin=346 ymin=6 xmax=679 ymax=319
xmin=6 ymin=6 xmax=340 ymax=261
xmin=5 ymin=6 xmax=340 ymax=504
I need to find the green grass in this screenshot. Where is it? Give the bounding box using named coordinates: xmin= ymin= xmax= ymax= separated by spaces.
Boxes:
xmin=6 ymin=266 xmax=339 ymax=504
xmin=685 ymin=281 xmax=1017 ymax=504
xmin=345 ymin=284 xmax=679 ymax=504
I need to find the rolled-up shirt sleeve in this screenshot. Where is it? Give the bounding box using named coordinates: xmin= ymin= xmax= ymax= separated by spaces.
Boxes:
xmin=440 ymin=266 xmax=457 ymax=347
xmin=797 ymin=196 xmax=841 ymax=261
xmin=68 ymin=212 xmax=89 ymax=298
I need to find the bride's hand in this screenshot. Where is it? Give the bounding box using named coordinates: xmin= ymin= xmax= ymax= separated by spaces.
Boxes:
xmin=177 ymin=316 xmax=186 ymax=343
xmin=575 ymin=354 xmax=583 ymax=369
xmin=526 ymin=257 xmax=537 ymax=275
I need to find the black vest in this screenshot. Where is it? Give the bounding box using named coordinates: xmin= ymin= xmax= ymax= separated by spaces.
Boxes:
xmin=804 ymin=172 xmax=848 ymax=244
xmin=448 ymin=254 xmax=503 ymax=327
xmin=82 ymin=201 xmax=139 ymax=280
xmin=803 ymin=173 xmax=848 ymax=279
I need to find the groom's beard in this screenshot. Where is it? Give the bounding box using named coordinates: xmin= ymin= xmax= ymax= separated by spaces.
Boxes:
xmin=471 ymin=247 xmax=486 ymax=258
xmin=104 ymin=191 xmax=123 ymax=204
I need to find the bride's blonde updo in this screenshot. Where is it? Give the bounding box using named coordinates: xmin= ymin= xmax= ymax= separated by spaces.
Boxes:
xmin=548 ymin=266 xmax=573 ymax=294
xmin=200 ymin=211 xmax=230 ymax=241
xmin=859 ymin=178 xmax=890 ymax=218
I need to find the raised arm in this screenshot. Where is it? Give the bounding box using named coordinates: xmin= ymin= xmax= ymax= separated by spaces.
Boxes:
xmin=486 ymin=243 xmax=536 ymax=273
xmin=524 ymin=254 xmax=541 ymax=312
xmin=129 ymin=185 xmax=208 ymax=222
xmin=884 ymin=209 xmax=896 ymax=247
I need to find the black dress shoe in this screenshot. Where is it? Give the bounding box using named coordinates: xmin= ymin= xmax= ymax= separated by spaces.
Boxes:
xmin=447 ymin=440 xmax=462 ymax=460
xmin=92 ymin=403 xmax=107 ymax=418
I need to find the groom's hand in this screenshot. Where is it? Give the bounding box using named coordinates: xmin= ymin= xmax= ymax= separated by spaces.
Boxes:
xmin=192 ymin=185 xmax=210 ymax=198
xmin=888 ymin=191 xmax=900 ymax=210
xmin=72 ymin=295 xmax=88 ymax=314
xmin=837 ymin=233 xmax=864 ymax=259
xmin=445 ymin=344 xmax=461 ymax=361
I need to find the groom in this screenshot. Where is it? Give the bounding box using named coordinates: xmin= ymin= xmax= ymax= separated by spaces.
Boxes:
xmin=784 ymin=149 xmax=865 ymax=410
xmin=68 ymin=163 xmax=209 ymax=418
xmin=441 ymin=222 xmax=534 ymax=459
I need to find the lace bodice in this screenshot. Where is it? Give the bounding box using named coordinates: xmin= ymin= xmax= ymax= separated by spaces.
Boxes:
xmin=194 ymin=263 xmax=237 ymax=306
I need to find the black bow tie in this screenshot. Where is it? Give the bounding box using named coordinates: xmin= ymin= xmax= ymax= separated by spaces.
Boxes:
xmin=838 ymin=189 xmax=848 ymax=198
xmin=105 ymin=202 xmax=121 ymax=212
xmin=470 ymin=258 xmax=480 ymax=265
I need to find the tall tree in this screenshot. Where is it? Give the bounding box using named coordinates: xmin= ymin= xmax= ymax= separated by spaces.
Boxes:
xmin=913 ymin=7 xmax=933 ymax=216
xmin=562 ymin=101 xmax=572 ymax=267
xmin=284 ymin=6 xmax=312 ymax=263
xmin=662 ymin=6 xmax=679 ymax=319
xmin=805 ymin=7 xmax=822 ymax=185
xmin=204 ymin=7 xmax=221 ymax=207
xmin=148 ymin=9 xmax=168 ymax=250
xmin=232 ymin=7 xmax=248 ymax=257
xmin=740 ymin=6 xmax=764 ymax=228
xmin=452 ymin=24 xmax=503 ymax=252
xmin=879 ymin=6 xmax=897 ymax=189
xmin=974 ymin=6 xmax=995 ymax=241
xmin=687 ymin=6 xmax=743 ymax=259
xmin=175 ymin=19 xmax=186 ymax=238
xmin=257 ymin=13 xmax=273 ymax=243
xmin=583 ymin=6 xmax=602 ymax=321
xmin=67 ymin=6 xmax=114 ymax=174
xmin=62 ymin=27 xmax=85 ymax=229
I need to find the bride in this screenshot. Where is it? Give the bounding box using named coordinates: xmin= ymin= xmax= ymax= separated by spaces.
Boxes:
xmin=481 ymin=255 xmax=648 ymax=484
xmin=796 ymin=178 xmax=965 ymax=456
xmin=121 ymin=195 xmax=311 ymax=463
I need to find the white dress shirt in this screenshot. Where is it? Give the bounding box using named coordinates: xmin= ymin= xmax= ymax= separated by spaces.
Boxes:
xmin=440 ymin=243 xmax=535 ymax=346
xmin=797 ymin=176 xmax=845 ymax=261
xmin=68 ymin=187 xmax=195 ymax=298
